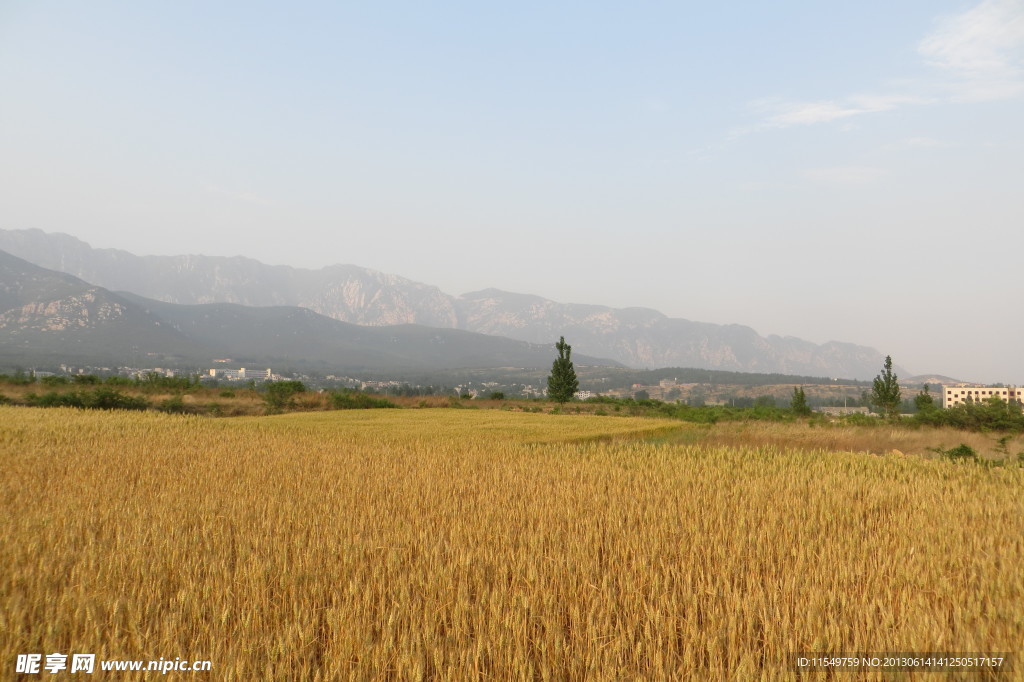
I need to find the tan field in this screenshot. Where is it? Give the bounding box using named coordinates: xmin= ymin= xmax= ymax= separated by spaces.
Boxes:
xmin=1 ymin=406 xmax=1022 ymax=680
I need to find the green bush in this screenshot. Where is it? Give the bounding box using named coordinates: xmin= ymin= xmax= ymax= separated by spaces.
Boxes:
xmin=87 ymin=388 xmax=149 ymax=411
xmin=841 ymin=413 xmax=880 ymax=427
xmin=135 ymin=372 xmax=202 ymax=393
xmin=26 ymin=391 xmax=87 ymax=408
xmin=263 ymin=381 xmax=307 ymax=411
xmin=916 ymin=396 xmax=1024 ymax=432
xmin=40 ymin=376 xmax=69 ymax=386
xmin=928 ymin=443 xmax=979 ymax=461
xmin=158 ymin=395 xmax=190 ymax=414
xmin=330 ymin=391 xmax=397 ymax=410
xmin=1 ymin=370 xmax=35 ymax=385
xmin=24 ymin=388 xmax=148 ymax=411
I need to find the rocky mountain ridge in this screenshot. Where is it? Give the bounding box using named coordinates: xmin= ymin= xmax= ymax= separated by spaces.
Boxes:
xmin=0 ymin=250 xmax=617 ymax=372
xmin=0 ymin=228 xmax=890 ymax=378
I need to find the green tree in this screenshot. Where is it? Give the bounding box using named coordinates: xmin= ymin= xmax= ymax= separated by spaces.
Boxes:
xmin=790 ymin=386 xmax=812 ymax=416
xmin=870 ymin=355 xmax=902 ymax=419
xmin=914 ymin=384 xmax=938 ymax=414
xmin=546 ymin=336 xmax=579 ymax=403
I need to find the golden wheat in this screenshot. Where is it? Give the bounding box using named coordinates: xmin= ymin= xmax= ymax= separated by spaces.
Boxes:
xmin=1 ymin=406 xmax=1021 ymax=680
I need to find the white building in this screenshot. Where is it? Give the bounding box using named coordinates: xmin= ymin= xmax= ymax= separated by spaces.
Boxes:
xmin=942 ymin=385 xmax=1022 ymax=408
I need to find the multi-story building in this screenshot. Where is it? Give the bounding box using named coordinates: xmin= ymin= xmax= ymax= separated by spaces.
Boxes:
xmin=942 ymin=385 xmax=1022 ymax=408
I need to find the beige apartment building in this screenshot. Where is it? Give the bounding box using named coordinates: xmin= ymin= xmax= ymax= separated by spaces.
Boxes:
xmin=942 ymin=385 xmax=1022 ymax=408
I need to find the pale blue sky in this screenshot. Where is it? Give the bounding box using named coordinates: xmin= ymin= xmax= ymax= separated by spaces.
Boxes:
xmin=1 ymin=1 xmax=1022 ymax=382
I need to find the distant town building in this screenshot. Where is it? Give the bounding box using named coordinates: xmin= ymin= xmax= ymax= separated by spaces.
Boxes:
xmin=942 ymin=384 xmax=1022 ymax=408
xmin=574 ymin=390 xmax=593 ymax=400
xmin=208 ymin=367 xmax=273 ymax=381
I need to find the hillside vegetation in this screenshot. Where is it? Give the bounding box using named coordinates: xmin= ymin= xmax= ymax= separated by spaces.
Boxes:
xmin=2 ymin=408 xmax=1021 ymax=679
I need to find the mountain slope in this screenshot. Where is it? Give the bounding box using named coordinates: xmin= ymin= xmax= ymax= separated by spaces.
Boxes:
xmin=452 ymin=289 xmax=886 ymax=378
xmin=0 ymin=250 xmax=617 ymax=372
xmin=0 ymin=228 xmax=890 ymax=378
xmin=0 ymin=228 xmax=458 ymax=326
xmin=0 ymin=251 xmax=209 ymax=366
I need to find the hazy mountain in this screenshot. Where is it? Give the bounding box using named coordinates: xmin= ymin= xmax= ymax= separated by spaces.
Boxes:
xmin=904 ymin=374 xmax=962 ymax=387
xmin=0 ymin=251 xmax=208 ymax=366
xmin=0 ymin=251 xmax=618 ymax=372
xmin=0 ymin=229 xmax=458 ymax=327
xmin=0 ymin=228 xmax=891 ymax=378
xmin=452 ymin=289 xmax=887 ymax=379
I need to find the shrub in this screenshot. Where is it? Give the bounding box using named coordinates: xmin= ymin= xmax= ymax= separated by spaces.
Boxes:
xmin=916 ymin=396 xmax=1024 ymax=432
xmin=263 ymin=381 xmax=307 ymax=411
xmin=1 ymin=370 xmax=35 ymax=385
xmin=87 ymin=388 xmax=149 ymax=411
xmin=928 ymin=443 xmax=979 ymax=461
xmin=842 ymin=413 xmax=880 ymax=427
xmin=26 ymin=391 xmax=87 ymax=408
xmin=23 ymin=389 xmax=148 ymax=411
xmin=158 ymin=396 xmax=190 ymax=414
xmin=331 ymin=392 xmax=397 ymax=410
xmin=40 ymin=376 xmax=69 ymax=386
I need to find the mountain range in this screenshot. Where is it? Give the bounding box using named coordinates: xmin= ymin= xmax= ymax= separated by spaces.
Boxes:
xmin=0 ymin=228 xmax=890 ymax=378
xmin=0 ymin=251 xmax=617 ymax=372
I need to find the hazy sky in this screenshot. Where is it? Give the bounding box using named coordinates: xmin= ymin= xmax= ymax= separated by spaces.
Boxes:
xmin=1 ymin=1 xmax=1022 ymax=383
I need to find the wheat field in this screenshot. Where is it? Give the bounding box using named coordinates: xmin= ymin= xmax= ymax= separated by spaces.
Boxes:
xmin=2 ymin=406 xmax=1022 ymax=680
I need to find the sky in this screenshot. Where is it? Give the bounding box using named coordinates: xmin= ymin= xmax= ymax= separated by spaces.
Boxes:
xmin=1 ymin=1 xmax=1022 ymax=383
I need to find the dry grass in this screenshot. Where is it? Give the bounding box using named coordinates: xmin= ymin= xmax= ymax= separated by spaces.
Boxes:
xmin=2 ymin=407 xmax=1022 ymax=680
xmin=678 ymin=420 xmax=1024 ymax=461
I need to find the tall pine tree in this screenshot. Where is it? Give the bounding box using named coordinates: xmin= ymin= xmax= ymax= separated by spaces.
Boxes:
xmin=790 ymin=386 xmax=811 ymax=416
xmin=871 ymin=355 xmax=902 ymax=419
xmin=547 ymin=336 xmax=579 ymax=403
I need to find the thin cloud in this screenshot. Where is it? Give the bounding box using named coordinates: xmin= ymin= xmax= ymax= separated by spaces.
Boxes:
xmin=744 ymin=94 xmax=929 ymax=132
xmin=918 ymin=0 xmax=1024 ymax=101
xmin=741 ymin=0 xmax=1024 ymax=134
xmin=760 ymin=99 xmax=868 ymax=127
